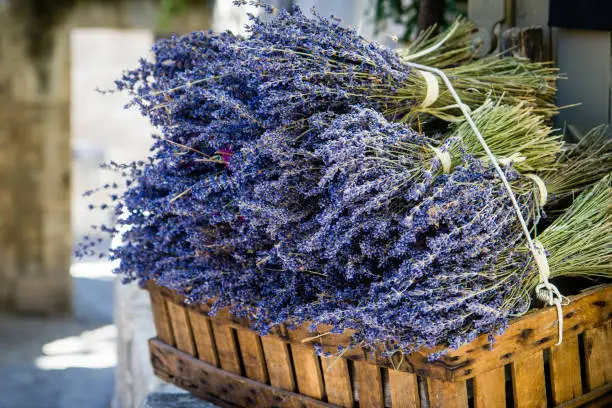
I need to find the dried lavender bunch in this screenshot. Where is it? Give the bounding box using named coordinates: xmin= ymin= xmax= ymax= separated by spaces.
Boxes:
xmin=448 ymin=100 xmax=562 ymax=173
xmin=544 ymin=125 xmax=612 ymax=204
xmin=397 ymin=19 xmax=560 ymax=120
xmin=233 ymin=107 xmax=539 ymax=352
xmin=107 ymin=30 xmax=281 ymax=312
xmin=101 ymin=2 xmax=558 ymax=357
xmin=226 ymin=3 xmax=416 ymax=127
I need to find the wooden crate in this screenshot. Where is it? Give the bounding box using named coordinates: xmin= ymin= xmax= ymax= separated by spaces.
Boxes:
xmin=146 ymin=282 xmax=612 ymax=407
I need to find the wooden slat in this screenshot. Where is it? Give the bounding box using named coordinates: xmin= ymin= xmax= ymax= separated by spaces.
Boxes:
xmin=320 ymin=357 xmax=353 ymax=407
xmin=187 ymin=310 xmax=219 ymax=366
xmin=550 ymin=335 xmax=583 ymax=405
xmin=148 ymin=286 xmax=174 ymax=345
xmin=150 ymin=283 xmax=612 ymax=382
xmin=236 ymin=329 xmax=268 ymax=384
xmin=584 ymin=323 xmax=612 ymax=390
xmin=354 ymin=361 xmax=384 ymax=408
xmin=211 ymin=323 xmax=242 ymax=376
xmin=261 ymin=336 xmax=296 ymax=391
xmin=291 ymin=344 xmax=325 ymax=400
xmin=149 ymin=339 xmax=336 ymax=408
xmin=434 ymin=284 xmax=612 ymax=381
xmin=473 ymin=366 xmax=506 ymax=408
xmin=511 ymin=351 xmax=546 ymax=408
xmin=166 ymin=301 xmax=196 ymax=356
xmin=427 ymin=379 xmax=468 ymax=408
xmin=388 ymin=370 xmax=420 ymax=408
xmin=555 ymin=383 xmax=612 ymax=408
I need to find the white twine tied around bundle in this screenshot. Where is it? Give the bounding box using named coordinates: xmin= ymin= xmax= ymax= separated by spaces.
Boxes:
xmin=405 ymin=61 xmax=569 ymax=346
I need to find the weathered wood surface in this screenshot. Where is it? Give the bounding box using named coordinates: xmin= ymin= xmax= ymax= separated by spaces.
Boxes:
xmin=320 ymin=357 xmax=353 ymax=407
xmin=511 ymin=351 xmax=547 ymax=408
xmin=290 ymin=344 xmax=326 ymax=400
xmin=261 ymin=336 xmax=296 ymax=392
xmin=437 ymin=284 xmax=612 ymax=381
xmin=148 ymin=289 xmax=175 ymax=346
xmin=473 ymin=365 xmax=505 ymax=408
xmin=426 ymin=379 xmax=468 ymax=408
xmin=167 ymin=301 xmax=196 ymax=356
xmin=583 ymin=322 xmax=612 ymax=391
xmin=387 ymin=370 xmax=420 ymax=408
xmin=188 ymin=310 xmax=219 ymax=367
xmin=149 ymin=282 xmax=612 ymax=382
xmin=236 ymin=329 xmax=268 ymax=384
xmin=550 ymin=334 xmax=583 ymax=405
xmin=502 ymin=26 xmax=545 ymax=61
xmin=554 ymin=382 xmax=612 ymax=408
xmin=211 ymin=323 xmax=242 ymax=376
xmin=147 ymin=279 xmax=612 ymax=407
xmin=354 ymin=361 xmax=384 ymax=408
xmin=150 ymin=339 xmax=337 ymax=408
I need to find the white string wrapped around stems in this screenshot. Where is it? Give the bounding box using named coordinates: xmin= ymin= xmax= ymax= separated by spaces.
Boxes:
xmin=404 ymin=61 xmax=569 ymax=346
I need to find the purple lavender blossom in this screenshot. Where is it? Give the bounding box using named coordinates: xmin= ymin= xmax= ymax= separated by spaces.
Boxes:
xmin=97 ymin=3 xmax=541 ymax=359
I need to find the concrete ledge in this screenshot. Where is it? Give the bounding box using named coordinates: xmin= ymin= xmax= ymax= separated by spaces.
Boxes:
xmin=139 ymin=384 xmax=219 ymax=408
xmin=114 ymin=280 xmax=161 ymax=408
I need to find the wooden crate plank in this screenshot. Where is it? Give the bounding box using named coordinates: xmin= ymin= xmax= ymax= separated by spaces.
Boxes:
xmin=236 ymin=329 xmax=269 ymax=384
xmin=261 ymin=336 xmax=296 ymax=392
xmin=388 ymin=369 xmax=420 ymax=408
xmin=149 ymin=339 xmax=336 ymax=408
xmin=354 ymin=361 xmax=384 ymax=408
xmin=290 ymin=344 xmax=325 ymax=400
xmin=554 ymin=383 xmax=612 ymax=408
xmin=511 ymin=350 xmax=546 ymax=408
xmin=473 ymin=366 xmax=505 ymax=408
xmin=152 ymin=284 xmax=612 ymax=382
xmin=166 ymin=301 xmax=196 ymax=356
xmin=187 ymin=309 xmax=218 ymax=367
xmin=584 ymin=323 xmax=612 ymax=390
xmin=320 ymin=357 xmax=353 ymax=407
xmin=211 ymin=322 xmax=242 ymax=376
xmin=427 ymin=379 xmax=468 ymax=408
xmin=422 ymin=284 xmax=612 ymax=381
xmin=148 ymin=287 xmax=174 ymax=345
xmin=550 ymin=335 xmax=583 ymax=405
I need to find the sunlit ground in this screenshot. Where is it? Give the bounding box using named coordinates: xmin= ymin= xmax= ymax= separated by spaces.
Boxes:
xmin=0 ymin=261 xmax=116 ymax=408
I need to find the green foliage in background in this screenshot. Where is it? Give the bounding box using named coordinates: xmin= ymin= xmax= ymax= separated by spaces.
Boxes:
xmin=371 ymin=0 xmax=466 ymax=42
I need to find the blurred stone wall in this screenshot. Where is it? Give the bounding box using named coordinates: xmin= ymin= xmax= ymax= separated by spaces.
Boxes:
xmin=0 ymin=0 xmax=212 ymax=314
xmin=0 ymin=5 xmax=72 ymax=314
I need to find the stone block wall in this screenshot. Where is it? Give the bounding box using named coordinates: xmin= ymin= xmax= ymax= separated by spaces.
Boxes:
xmin=0 ymin=0 xmax=213 ymax=314
xmin=0 ymin=12 xmax=72 ymax=314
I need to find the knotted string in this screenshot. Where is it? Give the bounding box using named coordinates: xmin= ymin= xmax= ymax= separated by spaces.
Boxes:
xmin=404 ymin=62 xmax=569 ymax=346
xmin=533 ymin=241 xmax=570 ymax=345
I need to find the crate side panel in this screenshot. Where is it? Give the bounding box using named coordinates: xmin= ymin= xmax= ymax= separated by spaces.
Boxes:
xmin=354 ymin=361 xmax=384 ymax=408
xmin=427 ymin=378 xmax=468 ymax=408
xmin=291 ymin=343 xmax=326 ymax=400
xmin=511 ymin=350 xmax=547 ymax=408
xmin=188 ymin=309 xmax=219 ymax=367
xmin=166 ymin=301 xmax=197 ymax=356
xmin=584 ymin=322 xmax=612 ymax=390
xmin=320 ymin=357 xmax=353 ymax=407
xmin=211 ymin=322 xmax=243 ymax=376
xmin=549 ymin=335 xmax=583 ymax=404
xmin=473 ymin=365 xmax=506 ymax=408
xmin=388 ymin=369 xmax=420 ymax=408
xmin=236 ymin=329 xmax=269 ymax=384
xmin=261 ymin=336 xmax=297 ymax=392
xmin=148 ymin=287 xmax=175 ymax=346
